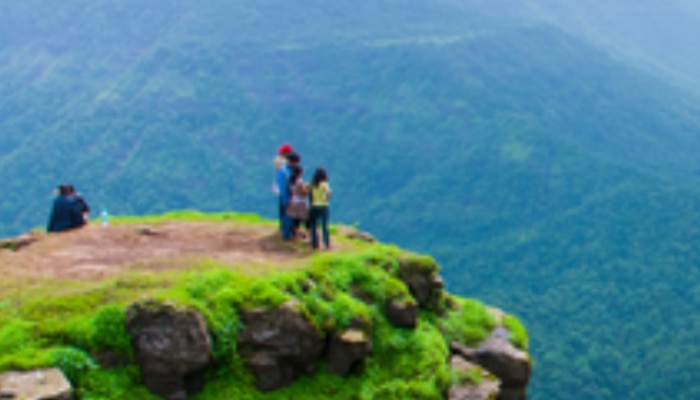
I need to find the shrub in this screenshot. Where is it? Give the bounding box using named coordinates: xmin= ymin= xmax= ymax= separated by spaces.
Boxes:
xmin=399 ymin=254 xmax=439 ymax=274
xmin=207 ymin=288 xmax=243 ymax=365
xmin=244 ymin=280 xmax=291 ymax=308
xmin=0 ymin=319 xmax=35 ymax=355
xmin=79 ymin=366 xmax=157 ymax=400
xmin=440 ymin=299 xmax=498 ymax=345
xmin=51 ymin=347 xmax=97 ymax=384
xmin=90 ymin=305 xmax=132 ymax=357
xmin=186 ymin=268 xmax=237 ymax=300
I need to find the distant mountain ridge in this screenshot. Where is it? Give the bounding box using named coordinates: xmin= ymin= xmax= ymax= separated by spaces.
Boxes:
xmin=445 ymin=0 xmax=700 ymax=93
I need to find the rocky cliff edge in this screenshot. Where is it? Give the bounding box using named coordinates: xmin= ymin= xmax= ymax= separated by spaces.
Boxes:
xmin=0 ymin=211 xmax=531 ymax=400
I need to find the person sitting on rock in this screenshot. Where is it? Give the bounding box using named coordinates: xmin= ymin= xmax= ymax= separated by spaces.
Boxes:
xmin=47 ymin=184 xmax=87 ymax=233
xmin=67 ymin=184 xmax=90 ymax=223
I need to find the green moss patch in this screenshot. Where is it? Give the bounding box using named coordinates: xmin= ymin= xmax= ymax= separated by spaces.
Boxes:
xmin=503 ymin=314 xmax=529 ymax=350
xmin=438 ymin=298 xmax=498 ymax=345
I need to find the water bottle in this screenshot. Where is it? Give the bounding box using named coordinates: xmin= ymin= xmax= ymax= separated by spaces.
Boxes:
xmin=100 ymin=208 xmax=109 ymax=226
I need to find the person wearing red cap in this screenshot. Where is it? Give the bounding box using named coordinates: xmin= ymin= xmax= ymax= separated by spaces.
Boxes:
xmin=273 ymin=144 xmax=293 ymax=173
xmin=277 ymin=143 xmax=294 ymax=156
xmin=273 ymin=144 xmax=297 ymax=238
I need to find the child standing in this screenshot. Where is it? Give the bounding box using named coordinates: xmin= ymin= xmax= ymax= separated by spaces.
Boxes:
xmin=309 ymin=168 xmax=332 ymax=249
xmin=286 ymin=165 xmax=310 ymax=239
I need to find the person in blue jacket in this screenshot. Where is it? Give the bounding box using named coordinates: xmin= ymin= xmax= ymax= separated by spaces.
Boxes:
xmin=277 ymin=152 xmax=300 ymax=240
xmin=273 ymin=144 xmax=295 ymax=233
xmin=67 ymin=184 xmax=90 ymax=224
xmin=47 ymin=184 xmax=87 ymax=233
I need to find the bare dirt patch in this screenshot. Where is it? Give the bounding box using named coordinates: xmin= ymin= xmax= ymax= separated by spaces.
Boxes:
xmin=0 ymin=222 xmax=342 ymax=282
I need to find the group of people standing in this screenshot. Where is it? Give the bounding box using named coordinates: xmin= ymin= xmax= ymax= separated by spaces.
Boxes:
xmin=274 ymin=144 xmax=332 ymax=249
xmin=45 ymin=145 xmax=333 ymax=250
xmin=47 ymin=184 xmax=91 ymax=232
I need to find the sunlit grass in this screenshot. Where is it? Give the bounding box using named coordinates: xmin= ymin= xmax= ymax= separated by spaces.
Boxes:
xmin=110 ymin=210 xmax=274 ymax=225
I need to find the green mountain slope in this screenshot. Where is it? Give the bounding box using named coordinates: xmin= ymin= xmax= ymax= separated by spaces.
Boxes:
xmin=3 ymin=2 xmax=700 ymax=399
xmin=389 ymin=143 xmax=700 ymax=398
xmin=445 ymin=0 xmax=700 ymax=92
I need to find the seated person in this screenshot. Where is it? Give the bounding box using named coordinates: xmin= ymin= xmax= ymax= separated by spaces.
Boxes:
xmin=47 ymin=184 xmax=87 ymax=232
xmin=67 ymin=184 xmax=90 ymax=223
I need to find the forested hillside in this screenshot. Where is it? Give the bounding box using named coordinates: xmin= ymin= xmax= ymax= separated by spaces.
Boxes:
xmin=447 ymin=0 xmax=700 ymax=91
xmin=3 ymin=1 xmax=700 ymax=399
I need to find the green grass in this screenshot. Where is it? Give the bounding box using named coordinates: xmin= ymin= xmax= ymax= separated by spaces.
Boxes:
xmin=110 ymin=210 xmax=274 ymax=226
xmin=451 ymin=364 xmax=485 ymax=386
xmin=399 ymin=253 xmax=440 ymax=274
xmin=438 ymin=298 xmax=498 ymax=346
xmin=503 ymin=314 xmax=529 ymax=350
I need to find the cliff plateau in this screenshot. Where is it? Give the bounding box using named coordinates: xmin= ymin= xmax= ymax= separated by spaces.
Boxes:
xmin=0 ymin=211 xmax=531 ymax=399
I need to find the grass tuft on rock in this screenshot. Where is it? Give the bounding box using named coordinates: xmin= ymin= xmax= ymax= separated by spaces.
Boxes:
xmin=503 ymin=314 xmax=529 ymax=350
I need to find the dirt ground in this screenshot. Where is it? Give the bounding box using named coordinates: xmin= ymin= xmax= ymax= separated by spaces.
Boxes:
xmin=0 ymin=222 xmax=340 ymax=282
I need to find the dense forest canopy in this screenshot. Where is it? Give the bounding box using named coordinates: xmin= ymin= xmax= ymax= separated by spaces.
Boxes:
xmin=2 ymin=1 xmax=700 ymax=399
